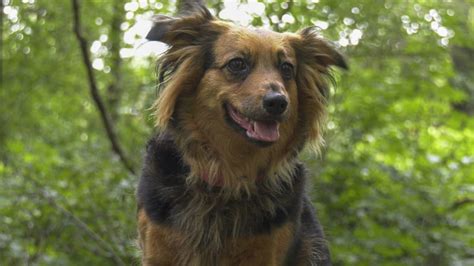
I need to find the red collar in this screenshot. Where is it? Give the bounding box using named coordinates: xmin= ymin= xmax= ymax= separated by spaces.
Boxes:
xmin=200 ymin=172 xmax=265 ymax=186
xmin=200 ymin=171 xmax=224 ymax=186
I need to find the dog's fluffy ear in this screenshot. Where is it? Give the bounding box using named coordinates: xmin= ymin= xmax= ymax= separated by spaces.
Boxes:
xmin=293 ymin=27 xmax=348 ymax=70
xmin=146 ymin=6 xmax=214 ymax=45
xmin=290 ymin=27 xmax=347 ymax=151
xmin=146 ymin=15 xmax=178 ymax=42
xmin=147 ymin=7 xmax=224 ymax=129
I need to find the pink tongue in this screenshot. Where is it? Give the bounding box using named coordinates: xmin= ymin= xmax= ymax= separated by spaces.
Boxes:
xmin=247 ymin=121 xmax=280 ymax=142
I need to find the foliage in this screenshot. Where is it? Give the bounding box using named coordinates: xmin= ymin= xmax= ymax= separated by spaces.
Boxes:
xmin=1 ymin=0 xmax=473 ymax=265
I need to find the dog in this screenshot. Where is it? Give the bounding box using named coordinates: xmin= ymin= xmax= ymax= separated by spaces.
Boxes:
xmin=137 ymin=4 xmax=347 ymax=266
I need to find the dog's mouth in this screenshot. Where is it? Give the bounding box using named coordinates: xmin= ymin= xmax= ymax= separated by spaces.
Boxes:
xmin=225 ymin=104 xmax=280 ymax=143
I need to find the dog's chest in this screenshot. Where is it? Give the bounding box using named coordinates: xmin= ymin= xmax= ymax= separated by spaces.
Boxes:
xmin=138 ymin=136 xmax=305 ymax=232
xmin=137 ymin=135 xmax=306 ymax=265
xmin=139 ymin=178 xmax=302 ymax=265
xmin=139 ymin=208 xmax=295 ymax=266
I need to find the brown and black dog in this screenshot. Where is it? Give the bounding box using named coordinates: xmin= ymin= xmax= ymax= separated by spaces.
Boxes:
xmin=137 ymin=4 xmax=347 ymax=266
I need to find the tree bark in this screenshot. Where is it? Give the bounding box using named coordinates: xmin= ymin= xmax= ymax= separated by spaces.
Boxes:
xmin=450 ymin=45 xmax=474 ymax=115
xmin=107 ymin=0 xmax=126 ymax=122
xmin=449 ymin=0 xmax=474 ymax=115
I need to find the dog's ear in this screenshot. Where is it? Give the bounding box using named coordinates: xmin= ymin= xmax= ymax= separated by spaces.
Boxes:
xmin=293 ymin=27 xmax=348 ymax=70
xmin=146 ymin=15 xmax=179 ymax=42
xmin=147 ymin=7 xmax=225 ymax=129
xmin=177 ymin=0 xmax=207 ymax=16
xmin=289 ymin=27 xmax=347 ymax=150
xmin=146 ymin=6 xmax=214 ymax=45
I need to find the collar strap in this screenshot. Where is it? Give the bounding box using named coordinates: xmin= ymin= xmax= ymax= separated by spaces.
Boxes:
xmin=200 ymin=171 xmax=224 ymax=187
xmin=200 ymin=172 xmax=265 ymax=187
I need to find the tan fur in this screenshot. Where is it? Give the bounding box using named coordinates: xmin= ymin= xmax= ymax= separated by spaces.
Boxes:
xmin=161 ymin=25 xmax=320 ymax=197
xmin=151 ymin=10 xmax=339 ymax=196
xmin=220 ymin=223 xmax=294 ymax=266
xmin=141 ymin=8 xmax=345 ymax=266
xmin=139 ymin=208 xmax=294 ymax=266
xmin=138 ymin=209 xmax=180 ymax=266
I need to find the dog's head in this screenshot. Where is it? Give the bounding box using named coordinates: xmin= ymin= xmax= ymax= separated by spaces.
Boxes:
xmin=148 ymin=6 xmax=346 ymax=167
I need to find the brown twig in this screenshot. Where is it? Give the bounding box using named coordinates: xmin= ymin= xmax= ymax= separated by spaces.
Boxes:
xmin=71 ymin=0 xmax=136 ymax=175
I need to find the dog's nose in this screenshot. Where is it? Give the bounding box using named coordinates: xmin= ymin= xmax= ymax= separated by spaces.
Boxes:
xmin=263 ymin=92 xmax=288 ymax=116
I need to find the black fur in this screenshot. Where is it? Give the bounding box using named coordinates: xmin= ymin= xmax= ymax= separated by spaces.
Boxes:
xmin=137 ymin=132 xmax=332 ymax=265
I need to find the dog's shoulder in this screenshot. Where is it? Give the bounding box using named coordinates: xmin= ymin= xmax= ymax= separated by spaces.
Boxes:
xmin=289 ymin=195 xmax=332 ymax=266
xmin=143 ymin=131 xmax=188 ymax=177
xmin=137 ymin=132 xmax=188 ymax=224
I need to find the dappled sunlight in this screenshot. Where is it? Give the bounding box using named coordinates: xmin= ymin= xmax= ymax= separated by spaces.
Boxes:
xmin=2 ymin=0 xmax=473 ymax=265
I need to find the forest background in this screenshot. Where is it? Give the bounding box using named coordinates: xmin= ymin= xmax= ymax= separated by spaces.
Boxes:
xmin=1 ymin=0 xmax=473 ymax=265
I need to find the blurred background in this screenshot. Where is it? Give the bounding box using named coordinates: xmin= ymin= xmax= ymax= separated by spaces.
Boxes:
xmin=1 ymin=0 xmax=473 ymax=265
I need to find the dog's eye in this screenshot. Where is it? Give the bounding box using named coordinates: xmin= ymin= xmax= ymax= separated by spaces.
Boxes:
xmin=227 ymin=58 xmax=248 ymax=74
xmin=280 ymin=63 xmax=294 ymax=80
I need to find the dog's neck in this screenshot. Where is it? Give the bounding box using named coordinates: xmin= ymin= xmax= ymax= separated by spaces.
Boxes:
xmin=199 ymin=170 xmax=224 ymax=186
xmin=166 ymin=127 xmax=299 ymax=195
xmin=199 ymin=170 xmax=266 ymax=187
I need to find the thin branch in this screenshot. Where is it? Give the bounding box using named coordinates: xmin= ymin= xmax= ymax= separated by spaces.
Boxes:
xmin=449 ymin=198 xmax=474 ymax=211
xmin=71 ymin=0 xmax=136 ymax=175
xmin=26 ymin=177 xmax=126 ymax=266
xmin=44 ymin=194 xmax=127 ymax=266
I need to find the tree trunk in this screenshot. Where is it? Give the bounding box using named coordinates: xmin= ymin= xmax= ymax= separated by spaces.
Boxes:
xmin=449 ymin=1 xmax=474 ymax=115
xmin=107 ymin=0 xmax=126 ymax=122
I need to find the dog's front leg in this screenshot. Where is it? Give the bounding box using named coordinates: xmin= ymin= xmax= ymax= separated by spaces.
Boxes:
xmin=138 ymin=209 xmax=182 ymax=266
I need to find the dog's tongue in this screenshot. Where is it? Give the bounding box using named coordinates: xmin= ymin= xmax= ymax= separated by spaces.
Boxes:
xmin=247 ymin=121 xmax=280 ymax=142
xmin=227 ymin=105 xmax=280 ymax=142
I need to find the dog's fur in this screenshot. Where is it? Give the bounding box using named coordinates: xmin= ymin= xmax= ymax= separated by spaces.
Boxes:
xmin=137 ymin=5 xmax=346 ymax=266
